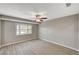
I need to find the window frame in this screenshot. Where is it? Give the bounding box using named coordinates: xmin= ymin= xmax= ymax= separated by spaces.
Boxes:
xmin=16 ymin=23 xmax=32 ymax=35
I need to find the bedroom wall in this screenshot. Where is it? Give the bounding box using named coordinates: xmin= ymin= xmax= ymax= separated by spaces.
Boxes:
xmin=78 ymin=14 xmax=79 ymax=52
xmin=1 ymin=20 xmax=38 ymax=46
xmin=0 ymin=19 xmax=1 ymax=47
xmin=39 ymin=14 xmax=78 ymax=51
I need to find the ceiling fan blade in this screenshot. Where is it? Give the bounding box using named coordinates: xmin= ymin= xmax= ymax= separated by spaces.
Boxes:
xmin=41 ymin=17 xmax=47 ymax=19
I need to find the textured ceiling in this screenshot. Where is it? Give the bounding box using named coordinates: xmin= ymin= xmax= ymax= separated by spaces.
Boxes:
xmin=0 ymin=3 xmax=79 ymax=21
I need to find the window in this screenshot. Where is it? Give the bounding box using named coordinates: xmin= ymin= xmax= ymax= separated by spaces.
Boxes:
xmin=16 ymin=24 xmax=32 ymax=35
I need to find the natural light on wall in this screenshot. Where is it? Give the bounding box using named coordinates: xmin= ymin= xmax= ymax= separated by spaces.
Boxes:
xmin=16 ymin=24 xmax=32 ymax=35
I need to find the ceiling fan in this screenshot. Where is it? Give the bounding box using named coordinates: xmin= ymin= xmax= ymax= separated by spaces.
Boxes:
xmin=35 ymin=14 xmax=47 ymax=23
xmin=28 ymin=11 xmax=47 ymax=23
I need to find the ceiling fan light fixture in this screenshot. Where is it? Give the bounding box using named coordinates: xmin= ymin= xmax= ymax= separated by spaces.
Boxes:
xmin=36 ymin=19 xmax=42 ymax=22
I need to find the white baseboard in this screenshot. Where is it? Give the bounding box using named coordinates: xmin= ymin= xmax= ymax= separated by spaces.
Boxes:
xmin=40 ymin=38 xmax=79 ymax=52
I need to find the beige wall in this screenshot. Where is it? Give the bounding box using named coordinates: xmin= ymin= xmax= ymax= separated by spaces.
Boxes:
xmin=0 ymin=20 xmax=1 ymax=47
xmin=78 ymin=14 xmax=79 ymax=52
xmin=1 ymin=20 xmax=38 ymax=46
xmin=39 ymin=14 xmax=78 ymax=51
